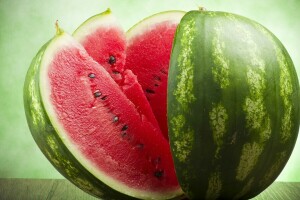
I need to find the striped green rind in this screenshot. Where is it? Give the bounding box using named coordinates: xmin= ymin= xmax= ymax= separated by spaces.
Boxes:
xmin=168 ymin=10 xmax=300 ymax=199
xmin=23 ymin=34 xmax=139 ymax=200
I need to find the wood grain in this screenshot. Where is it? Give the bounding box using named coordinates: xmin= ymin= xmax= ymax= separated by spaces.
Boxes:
xmin=0 ymin=179 xmax=97 ymax=200
xmin=0 ymin=179 xmax=299 ymax=199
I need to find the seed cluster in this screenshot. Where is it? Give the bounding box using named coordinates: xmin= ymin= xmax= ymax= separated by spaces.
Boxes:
xmin=145 ymin=69 xmax=166 ymax=95
xmin=88 ymin=73 xmax=104 ymax=100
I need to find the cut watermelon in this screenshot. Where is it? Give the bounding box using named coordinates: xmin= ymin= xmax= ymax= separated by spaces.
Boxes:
xmin=24 ymin=8 xmax=300 ymax=200
xmin=125 ymin=11 xmax=185 ymax=139
xmin=73 ymin=9 xmax=161 ymax=134
xmin=24 ymin=28 xmax=182 ymax=199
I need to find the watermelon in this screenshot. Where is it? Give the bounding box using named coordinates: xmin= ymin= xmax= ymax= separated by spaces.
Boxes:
xmin=168 ymin=10 xmax=300 ymax=199
xmin=125 ymin=11 xmax=185 ymax=139
xmin=23 ymin=22 xmax=183 ymax=200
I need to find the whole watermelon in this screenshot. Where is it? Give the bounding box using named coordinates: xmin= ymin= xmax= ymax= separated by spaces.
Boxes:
xmin=168 ymin=10 xmax=300 ymax=199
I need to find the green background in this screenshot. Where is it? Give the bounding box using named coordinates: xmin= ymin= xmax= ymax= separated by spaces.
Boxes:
xmin=0 ymin=0 xmax=299 ymax=181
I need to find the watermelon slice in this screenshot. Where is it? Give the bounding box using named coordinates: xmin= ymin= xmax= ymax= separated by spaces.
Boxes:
xmin=24 ymin=26 xmax=182 ymax=199
xmin=125 ymin=11 xmax=185 ymax=139
xmin=73 ymin=8 xmax=125 ymax=83
xmin=73 ymin=8 xmax=161 ymax=134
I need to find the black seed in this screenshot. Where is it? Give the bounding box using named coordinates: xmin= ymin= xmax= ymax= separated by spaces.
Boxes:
xmin=108 ymin=55 xmax=116 ymax=64
xmin=154 ymin=84 xmax=159 ymax=87
xmin=88 ymin=73 xmax=96 ymax=78
xmin=94 ymin=90 xmax=102 ymax=98
xmin=146 ymin=89 xmax=155 ymax=94
xmin=121 ymin=125 xmax=128 ymax=131
xmin=112 ymin=70 xmax=120 ymax=74
xmin=101 ymin=95 xmax=108 ymax=100
xmin=113 ymin=116 xmax=119 ymax=123
xmin=154 ymin=170 xmax=164 ymax=178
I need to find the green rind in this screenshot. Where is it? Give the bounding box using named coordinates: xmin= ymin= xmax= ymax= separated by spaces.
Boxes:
xmin=23 ymin=34 xmax=139 ymax=200
xmin=168 ymin=10 xmax=300 ymax=199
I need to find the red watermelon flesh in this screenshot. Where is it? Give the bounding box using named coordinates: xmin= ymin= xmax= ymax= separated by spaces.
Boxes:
xmin=125 ymin=11 xmax=185 ymax=139
xmin=73 ymin=9 xmax=161 ymax=136
xmin=40 ymin=32 xmax=181 ymax=199
xmin=121 ymin=69 xmax=160 ymax=130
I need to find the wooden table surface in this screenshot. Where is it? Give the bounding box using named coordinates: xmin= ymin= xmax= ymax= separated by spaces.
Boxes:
xmin=0 ymin=179 xmax=299 ymax=200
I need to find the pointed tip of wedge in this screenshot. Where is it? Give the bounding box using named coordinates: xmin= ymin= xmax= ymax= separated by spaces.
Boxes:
xmin=104 ymin=8 xmax=112 ymax=14
xmin=55 ymin=20 xmax=64 ymax=36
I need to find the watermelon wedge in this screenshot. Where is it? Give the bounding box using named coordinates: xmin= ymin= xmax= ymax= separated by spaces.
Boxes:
xmin=125 ymin=11 xmax=185 ymax=139
xmin=24 ymin=27 xmax=182 ymax=199
xmin=73 ymin=8 xmax=126 ymax=83
xmin=73 ymin=8 xmax=161 ymax=134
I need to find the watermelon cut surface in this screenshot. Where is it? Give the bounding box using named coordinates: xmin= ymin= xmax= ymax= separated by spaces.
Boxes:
xmin=24 ymin=29 xmax=182 ymax=199
xmin=125 ymin=11 xmax=185 ymax=139
xmin=121 ymin=69 xmax=160 ymax=130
